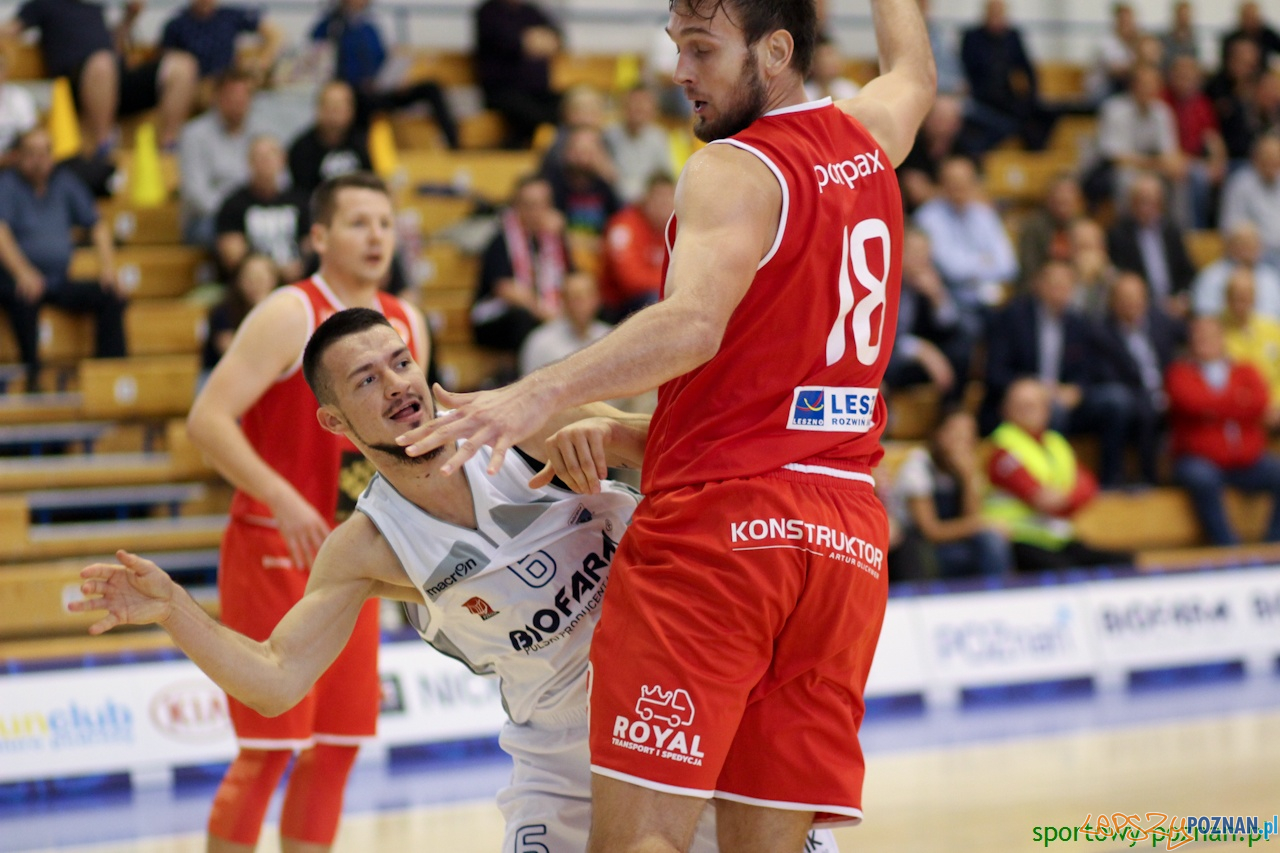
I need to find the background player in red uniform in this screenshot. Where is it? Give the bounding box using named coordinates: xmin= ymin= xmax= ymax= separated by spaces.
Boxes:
xmin=398 ymin=0 xmax=934 ymax=850
xmin=186 ymin=173 xmax=427 ymax=853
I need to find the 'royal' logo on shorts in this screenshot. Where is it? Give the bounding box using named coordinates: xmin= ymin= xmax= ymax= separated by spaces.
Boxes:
xmin=611 ymin=685 xmax=704 ymax=766
xmin=788 ymin=386 xmax=877 ymax=433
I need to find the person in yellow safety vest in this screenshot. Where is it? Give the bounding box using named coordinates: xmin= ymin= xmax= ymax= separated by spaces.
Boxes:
xmin=983 ymin=378 xmax=1133 ymax=571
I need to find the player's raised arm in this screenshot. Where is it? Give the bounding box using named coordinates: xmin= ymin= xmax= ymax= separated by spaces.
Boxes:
xmin=838 ymin=0 xmax=937 ymax=167
xmin=71 ymin=519 xmax=386 ymax=717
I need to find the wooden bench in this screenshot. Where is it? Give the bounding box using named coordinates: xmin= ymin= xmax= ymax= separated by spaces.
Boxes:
xmin=0 ymin=550 xmax=220 ymax=641
xmin=1185 ymin=230 xmax=1225 ymax=269
xmin=885 ymin=385 xmax=942 ymax=441
xmin=25 ymin=482 xmax=209 ymax=521
xmin=983 ymin=150 xmax=1078 ymax=205
xmin=1074 ymin=486 xmax=1272 ymax=552
xmin=78 ymin=355 xmax=200 ymax=419
xmin=1038 ymin=62 xmax=1088 ymax=100
xmin=410 ymin=50 xmax=475 ymax=87
xmin=1046 ymin=115 xmax=1099 ymax=160
xmin=0 ymin=391 xmax=83 ymax=425
xmin=0 ymin=420 xmax=116 ymax=452
xmin=458 ymin=111 xmax=509 ymax=150
xmin=0 ymin=498 xmax=227 ymax=561
xmin=422 ymin=242 xmax=481 ymax=291
xmin=435 ymin=343 xmax=515 ymax=392
xmin=551 ymin=54 xmax=621 ymax=92
xmin=398 ymin=194 xmax=477 ymax=238
xmin=69 ymin=245 xmax=209 ymax=299
xmin=125 ymin=300 xmax=208 ymax=356
xmin=99 ymin=199 xmax=185 ymax=246
xmin=401 ymin=150 xmax=539 ymax=203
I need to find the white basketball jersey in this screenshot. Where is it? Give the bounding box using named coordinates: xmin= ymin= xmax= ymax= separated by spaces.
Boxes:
xmin=356 ymin=446 xmax=640 ymax=726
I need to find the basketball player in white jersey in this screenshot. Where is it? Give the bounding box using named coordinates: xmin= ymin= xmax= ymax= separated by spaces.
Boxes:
xmin=70 ymin=308 xmax=838 ymax=853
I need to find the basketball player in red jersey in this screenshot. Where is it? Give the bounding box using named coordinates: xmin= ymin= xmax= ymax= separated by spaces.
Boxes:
xmin=186 ymin=172 xmax=428 ymax=853
xmin=398 ymin=1 xmax=934 ymax=850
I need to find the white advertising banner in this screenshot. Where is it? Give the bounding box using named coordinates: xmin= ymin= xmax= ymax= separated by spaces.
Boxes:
xmin=0 ymin=642 xmax=507 ymax=785
xmin=912 ymin=587 xmax=1096 ymax=688
xmin=864 ymin=600 xmax=928 ymax=697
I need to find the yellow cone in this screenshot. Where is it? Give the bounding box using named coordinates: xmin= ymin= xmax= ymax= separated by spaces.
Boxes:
xmin=129 ymin=122 xmax=167 ymax=208
xmin=615 ymin=54 xmax=641 ymax=93
xmin=48 ymin=77 xmax=81 ymax=161
xmin=368 ymin=117 xmax=400 ymax=179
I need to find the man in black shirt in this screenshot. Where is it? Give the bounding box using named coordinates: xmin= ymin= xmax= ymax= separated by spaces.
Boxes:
xmin=287 ymin=81 xmax=372 ymax=196
xmin=216 ymin=136 xmax=308 ymax=282
xmin=473 ymin=0 xmax=563 ymax=148
xmin=3 ymin=0 xmax=198 ymax=154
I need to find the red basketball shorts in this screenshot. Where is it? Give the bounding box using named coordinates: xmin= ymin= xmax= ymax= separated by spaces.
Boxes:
xmin=219 ymin=518 xmax=381 ymax=748
xmin=587 ymin=468 xmax=889 ymax=826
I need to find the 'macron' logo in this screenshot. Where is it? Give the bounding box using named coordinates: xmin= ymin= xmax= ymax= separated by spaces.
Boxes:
xmin=634 ymin=685 xmax=695 ymax=728
xmin=462 ymin=597 xmax=500 ymax=620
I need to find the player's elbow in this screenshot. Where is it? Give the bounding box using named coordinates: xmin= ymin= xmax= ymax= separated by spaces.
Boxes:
xmin=682 ymin=314 xmax=725 ymax=367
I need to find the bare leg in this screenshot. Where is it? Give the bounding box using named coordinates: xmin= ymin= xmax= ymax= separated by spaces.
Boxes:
xmin=716 ymin=798 xmax=816 ymax=853
xmin=156 ymin=51 xmax=199 ymax=147
xmin=587 ymin=774 xmax=707 ymax=853
xmin=78 ymin=50 xmax=118 ymax=154
xmin=206 ymin=839 xmax=254 ymax=853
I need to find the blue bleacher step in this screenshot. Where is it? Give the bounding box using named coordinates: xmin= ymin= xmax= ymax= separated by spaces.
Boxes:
xmin=0 ymin=420 xmax=112 ymax=448
xmin=25 ymin=514 xmax=228 ymax=542
xmin=25 ymin=483 xmax=207 ymax=513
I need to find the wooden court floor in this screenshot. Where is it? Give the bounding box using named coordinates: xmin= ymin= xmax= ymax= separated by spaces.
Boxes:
xmin=21 ymin=707 xmax=1280 ymax=853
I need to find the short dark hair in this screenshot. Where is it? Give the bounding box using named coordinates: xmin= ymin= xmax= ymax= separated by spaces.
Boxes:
xmin=215 ymin=68 xmax=256 ymax=90
xmin=303 ymin=308 xmax=394 ymax=405
xmin=671 ymin=0 xmax=819 ymax=77
xmin=309 ymin=172 xmax=391 ymax=227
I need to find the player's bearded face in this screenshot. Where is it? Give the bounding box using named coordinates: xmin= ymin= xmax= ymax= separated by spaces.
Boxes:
xmin=695 ymin=51 xmax=768 ymax=142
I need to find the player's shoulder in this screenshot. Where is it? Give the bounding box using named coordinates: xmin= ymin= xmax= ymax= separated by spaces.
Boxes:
xmin=318 ymin=510 xmax=401 ymax=582
xmin=678 ymin=142 xmax=780 ymax=211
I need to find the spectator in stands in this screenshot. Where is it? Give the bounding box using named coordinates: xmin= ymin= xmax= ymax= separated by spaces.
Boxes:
xmin=1193 ymin=221 xmax=1280 ymax=318
xmin=1070 ymin=218 xmax=1120 ymax=319
xmin=895 ymin=409 xmax=1014 ymax=578
xmin=920 ymin=0 xmax=965 ymax=97
xmin=1086 ymin=64 xmax=1186 ymax=220
xmin=983 ymin=261 xmax=1140 ymax=488
xmin=0 ymin=48 xmax=37 ymax=168
xmin=1017 ymin=173 xmax=1086 ymax=293
xmin=0 ymin=127 xmax=126 ymax=391
xmin=1160 ymin=0 xmax=1200 ymax=68
xmin=914 ymin=156 xmax=1017 ymax=310
xmin=602 ymin=86 xmax=671 ymax=204
xmin=599 ymin=173 xmax=673 ymax=323
xmin=540 ymin=85 xmax=612 ymax=173
xmin=542 ymin=125 xmax=621 ymax=243
xmin=159 ymin=0 xmax=281 ymax=84
xmin=1088 ymin=2 xmax=1143 ymax=104
xmin=310 ymin=0 xmax=459 ymax=149
xmin=984 ymin=378 xmax=1132 ymax=571
xmin=885 ymin=228 xmax=975 ymax=403
xmin=1167 ymin=315 xmax=1280 ymax=545
xmin=203 ymin=251 xmax=278 ymax=369
xmin=474 ymin=0 xmax=562 ymax=149
xmin=1107 ymin=172 xmax=1197 ymax=317
xmin=288 ymin=81 xmax=372 ymax=197
xmin=1221 ymin=134 xmax=1280 ymax=268
xmin=2 ymin=0 xmax=198 ymax=154
xmin=179 ymin=69 xmax=257 ymax=247
xmin=960 ymin=0 xmax=1053 ymax=153
xmin=1164 ymin=55 xmax=1228 ymax=229
xmin=216 ymin=136 xmax=308 ymax=282
xmin=804 ymin=35 xmax=861 ymax=102
xmin=1207 ymin=37 xmax=1263 ymax=164
xmin=897 ymin=95 xmax=966 ymax=212
xmin=1221 ymin=1 xmax=1280 ymax=70
xmin=518 ymin=271 xmax=611 ymax=376
xmin=472 ymin=176 xmax=570 ymax=353
xmin=1094 ymin=271 xmax=1180 ymax=483
xmin=1221 ymin=267 xmax=1280 ymax=405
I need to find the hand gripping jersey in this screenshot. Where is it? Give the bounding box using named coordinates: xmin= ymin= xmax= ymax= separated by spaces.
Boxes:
xmin=643 ymin=99 xmax=903 ymax=494
xmin=355 ymin=446 xmax=640 ymax=726
xmin=229 ymin=275 xmax=425 ymax=525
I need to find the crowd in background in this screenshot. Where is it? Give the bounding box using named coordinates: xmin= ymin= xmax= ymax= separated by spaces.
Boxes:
xmin=7 ymin=0 xmax=1280 ymax=580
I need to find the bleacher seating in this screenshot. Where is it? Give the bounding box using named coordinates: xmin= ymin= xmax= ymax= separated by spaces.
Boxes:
xmin=68 ymin=245 xmax=208 ymax=299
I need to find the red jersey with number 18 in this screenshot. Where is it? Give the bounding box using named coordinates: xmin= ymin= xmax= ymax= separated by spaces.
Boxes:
xmin=641 ymin=99 xmax=903 ymax=495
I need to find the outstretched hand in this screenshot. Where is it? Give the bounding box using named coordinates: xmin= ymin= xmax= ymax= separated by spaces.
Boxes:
xmin=69 ymin=550 xmax=176 ymax=635
xmin=398 ymin=382 xmax=556 ymax=477
xmin=529 ymin=417 xmax=612 ymax=494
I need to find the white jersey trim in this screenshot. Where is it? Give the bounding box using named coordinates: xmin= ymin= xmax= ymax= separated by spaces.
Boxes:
xmin=763 ymin=97 xmax=833 ymax=117
xmin=709 ymin=139 xmax=789 ymax=270
xmin=590 ymin=765 xmax=715 ymax=800
xmin=782 ymin=462 xmax=875 ymax=486
xmin=237 ymin=736 xmax=315 ymax=750
xmin=313 ymin=732 xmax=376 ymax=746
xmin=713 ymin=789 xmax=863 ymax=825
